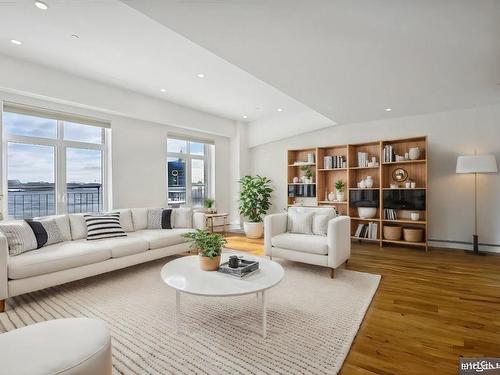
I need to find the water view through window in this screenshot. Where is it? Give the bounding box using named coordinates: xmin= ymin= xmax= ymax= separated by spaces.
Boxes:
xmin=4 ymin=110 xmax=106 ymax=219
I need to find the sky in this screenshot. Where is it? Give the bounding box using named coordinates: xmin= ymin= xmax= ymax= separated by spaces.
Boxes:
xmin=5 ymin=112 xmax=102 ymax=184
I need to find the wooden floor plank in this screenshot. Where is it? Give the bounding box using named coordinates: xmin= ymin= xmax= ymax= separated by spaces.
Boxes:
xmin=225 ymin=234 xmax=500 ymax=375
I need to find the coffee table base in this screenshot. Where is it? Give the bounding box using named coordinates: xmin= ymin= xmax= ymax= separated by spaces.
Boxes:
xmin=174 ymin=290 xmax=268 ymax=338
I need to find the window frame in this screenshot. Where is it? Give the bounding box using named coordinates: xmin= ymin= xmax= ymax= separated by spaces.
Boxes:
xmin=166 ymin=136 xmax=212 ymax=208
xmin=2 ymin=108 xmax=109 ymax=218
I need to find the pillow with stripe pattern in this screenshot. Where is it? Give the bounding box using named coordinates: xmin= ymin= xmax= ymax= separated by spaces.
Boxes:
xmin=84 ymin=212 xmax=127 ymax=240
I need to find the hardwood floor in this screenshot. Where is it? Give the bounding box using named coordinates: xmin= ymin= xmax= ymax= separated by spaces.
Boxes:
xmin=225 ymin=234 xmax=500 ymax=375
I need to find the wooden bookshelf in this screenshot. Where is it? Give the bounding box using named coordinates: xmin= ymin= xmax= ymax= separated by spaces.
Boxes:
xmin=286 ymin=136 xmax=428 ymax=251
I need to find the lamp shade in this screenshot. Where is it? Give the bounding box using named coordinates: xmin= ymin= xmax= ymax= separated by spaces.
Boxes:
xmin=456 ymin=154 xmax=498 ymax=174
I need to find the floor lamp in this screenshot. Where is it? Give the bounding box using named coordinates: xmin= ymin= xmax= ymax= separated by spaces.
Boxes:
xmin=456 ymin=153 xmax=498 ymax=255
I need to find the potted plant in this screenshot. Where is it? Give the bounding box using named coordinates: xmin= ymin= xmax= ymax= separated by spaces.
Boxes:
xmin=203 ymin=197 xmax=215 ymax=213
xmin=335 ymin=179 xmax=345 ymax=202
xmin=300 ymin=165 xmax=314 ymax=183
xmin=182 ymin=229 xmax=227 ymax=271
xmin=238 ymin=175 xmax=273 ymax=239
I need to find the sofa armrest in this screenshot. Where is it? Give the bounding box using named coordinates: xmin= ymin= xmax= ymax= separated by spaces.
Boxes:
xmin=327 ymin=216 xmax=351 ymax=268
xmin=192 ymin=212 xmax=206 ymax=230
xmin=0 ymin=233 xmax=8 ymax=300
xmin=264 ymin=213 xmax=288 ymax=256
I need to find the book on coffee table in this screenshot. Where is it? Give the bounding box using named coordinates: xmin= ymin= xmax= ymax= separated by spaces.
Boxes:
xmin=218 ymin=258 xmax=259 ymax=279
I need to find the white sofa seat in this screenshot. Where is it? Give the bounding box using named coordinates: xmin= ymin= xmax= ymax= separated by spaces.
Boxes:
xmin=93 ymin=236 xmax=149 ymax=258
xmin=130 ymin=228 xmax=192 ymax=250
xmin=0 ymin=318 xmax=112 ymax=375
xmin=271 ymin=233 xmax=328 ymax=255
xmin=8 ymin=241 xmax=111 ymax=280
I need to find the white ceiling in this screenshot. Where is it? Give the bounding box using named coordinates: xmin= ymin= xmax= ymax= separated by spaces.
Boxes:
xmin=123 ymin=0 xmax=500 ymax=125
xmin=0 ymin=0 xmax=323 ymax=124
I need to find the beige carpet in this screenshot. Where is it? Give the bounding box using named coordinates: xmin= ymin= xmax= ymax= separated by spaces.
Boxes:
xmin=0 ymin=252 xmax=380 ymax=375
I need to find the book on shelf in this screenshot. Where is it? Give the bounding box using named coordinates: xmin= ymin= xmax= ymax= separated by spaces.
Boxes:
xmin=383 ymin=145 xmax=395 ymax=163
xmin=383 ymin=208 xmax=397 ymax=220
xmin=357 ymin=152 xmax=369 ymax=167
xmin=324 ymin=155 xmax=345 ymax=169
xmin=354 ymin=222 xmax=378 ymax=239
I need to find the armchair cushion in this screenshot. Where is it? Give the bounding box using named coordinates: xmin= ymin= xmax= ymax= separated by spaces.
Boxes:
xmin=271 ymin=233 xmax=328 ymax=255
xmin=312 ymin=214 xmax=336 ymax=236
xmin=287 ymin=211 xmax=314 ymax=234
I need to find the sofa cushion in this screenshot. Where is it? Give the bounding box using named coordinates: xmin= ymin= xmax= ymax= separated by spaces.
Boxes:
xmin=8 ymin=240 xmax=111 ymax=279
xmin=271 ymin=233 xmax=328 ymax=255
xmin=116 ymin=209 xmax=134 ymax=232
xmin=131 ymin=208 xmax=148 ymax=231
xmin=287 ymin=212 xmax=313 ymax=234
xmin=69 ymin=214 xmax=88 ymax=240
xmin=92 ymin=236 xmax=149 ymax=258
xmin=173 ymin=207 xmax=192 ymax=228
xmin=130 ymin=229 xmax=192 ymax=250
xmin=34 ymin=214 xmax=72 ymax=242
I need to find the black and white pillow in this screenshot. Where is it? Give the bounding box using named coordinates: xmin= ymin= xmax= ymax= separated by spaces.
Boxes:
xmin=84 ymin=212 xmax=127 ymax=240
xmin=26 ymin=218 xmax=64 ymax=248
xmin=147 ymin=208 xmax=173 ymax=229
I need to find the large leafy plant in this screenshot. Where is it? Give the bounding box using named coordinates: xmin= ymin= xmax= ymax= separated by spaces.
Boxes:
xmin=238 ymin=175 xmax=273 ymax=223
xmin=182 ymin=229 xmax=227 ymax=259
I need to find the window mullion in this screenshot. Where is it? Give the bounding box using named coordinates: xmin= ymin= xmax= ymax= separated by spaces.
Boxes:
xmin=56 ymin=120 xmax=66 ymax=214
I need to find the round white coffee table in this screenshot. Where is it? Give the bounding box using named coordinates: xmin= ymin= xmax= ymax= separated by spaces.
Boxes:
xmin=161 ymin=254 xmax=284 ymax=338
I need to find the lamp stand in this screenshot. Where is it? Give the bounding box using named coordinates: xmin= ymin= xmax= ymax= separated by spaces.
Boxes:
xmin=471 ymin=172 xmax=484 ymax=255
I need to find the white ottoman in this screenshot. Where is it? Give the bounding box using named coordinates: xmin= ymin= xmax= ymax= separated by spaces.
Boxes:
xmin=0 ymin=318 xmax=112 ymax=375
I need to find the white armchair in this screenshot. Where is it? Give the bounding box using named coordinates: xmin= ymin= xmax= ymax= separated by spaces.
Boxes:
xmin=264 ymin=207 xmax=350 ymax=278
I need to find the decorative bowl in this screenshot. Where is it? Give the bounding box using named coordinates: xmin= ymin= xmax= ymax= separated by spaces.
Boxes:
xmin=357 ymin=207 xmax=377 ymax=219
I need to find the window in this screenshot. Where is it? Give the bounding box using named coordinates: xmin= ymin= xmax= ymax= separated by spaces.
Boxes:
xmin=167 ymin=137 xmax=213 ymax=207
xmin=3 ymin=105 xmax=109 ymax=219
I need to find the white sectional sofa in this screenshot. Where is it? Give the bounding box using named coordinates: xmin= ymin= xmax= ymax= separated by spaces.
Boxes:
xmin=0 ymin=208 xmax=205 ymax=311
xmin=264 ymin=207 xmax=350 ymax=278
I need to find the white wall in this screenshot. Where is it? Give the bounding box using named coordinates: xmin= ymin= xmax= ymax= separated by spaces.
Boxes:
xmin=250 ymin=104 xmax=500 ymax=252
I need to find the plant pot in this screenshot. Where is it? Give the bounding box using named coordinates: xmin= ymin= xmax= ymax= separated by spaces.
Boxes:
xmin=199 ymin=255 xmax=221 ymax=271
xmin=383 ymin=225 xmax=402 ymax=241
xmin=243 ymin=221 xmax=264 ymax=239
xmin=357 ymin=207 xmax=377 ymax=219
xmin=403 ymin=228 xmax=424 ymax=242
xmin=336 ymin=190 xmax=345 ymax=202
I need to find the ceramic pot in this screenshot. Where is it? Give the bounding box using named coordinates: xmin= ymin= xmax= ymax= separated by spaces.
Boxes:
xmin=410 ymin=212 xmax=420 ymax=221
xmin=359 ymin=180 xmax=367 ymax=189
xmin=409 ymin=147 xmax=420 ymax=160
xmin=293 ymin=177 xmax=300 ymax=183
xmin=357 ymin=207 xmax=377 ymax=219
xmin=336 ymin=190 xmax=345 ymax=202
xmin=199 ymin=255 xmax=221 ymax=271
xmin=365 ymin=176 xmax=374 ymax=188
xmin=327 ymin=191 xmax=335 ymax=201
xmin=243 ymin=221 xmax=264 ymax=239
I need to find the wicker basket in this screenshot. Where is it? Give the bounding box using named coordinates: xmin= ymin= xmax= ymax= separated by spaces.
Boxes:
xmin=383 ymin=225 xmax=402 ymax=241
xmin=403 ymin=228 xmax=424 ymax=243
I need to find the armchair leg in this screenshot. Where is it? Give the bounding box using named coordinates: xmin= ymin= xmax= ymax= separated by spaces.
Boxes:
xmin=330 ymin=268 xmax=335 ymax=279
xmin=269 ymin=256 xmax=273 ymax=261
xmin=0 ymin=299 xmax=5 ymax=312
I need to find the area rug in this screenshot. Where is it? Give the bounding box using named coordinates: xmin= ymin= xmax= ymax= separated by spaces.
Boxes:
xmin=0 ymin=252 xmax=380 ymax=375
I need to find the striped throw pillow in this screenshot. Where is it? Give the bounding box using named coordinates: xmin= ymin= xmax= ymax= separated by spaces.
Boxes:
xmin=84 ymin=212 xmax=127 ymax=241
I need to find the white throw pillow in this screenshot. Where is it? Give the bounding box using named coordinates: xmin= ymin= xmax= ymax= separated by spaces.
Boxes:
xmin=147 ymin=208 xmax=163 ymax=229
xmin=116 ymin=209 xmax=134 ymax=232
xmin=287 ymin=212 xmax=313 ymax=234
xmin=131 ymin=208 xmax=148 ymax=231
xmin=69 ymin=213 xmax=88 ymax=240
xmin=173 ymin=207 xmax=192 ymax=228
xmin=0 ymin=220 xmax=37 ymax=256
xmin=312 ymin=214 xmax=335 ymax=236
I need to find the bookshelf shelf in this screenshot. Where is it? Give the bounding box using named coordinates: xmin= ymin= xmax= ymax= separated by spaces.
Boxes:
xmin=288 ymin=183 xmax=316 ymax=185
xmin=287 ymin=136 xmax=428 ymax=251
xmin=288 ymin=163 xmax=316 ymax=167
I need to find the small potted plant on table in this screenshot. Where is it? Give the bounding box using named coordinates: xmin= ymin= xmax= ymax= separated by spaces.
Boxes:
xmin=182 ymin=229 xmax=227 ymax=271
xmin=203 ymin=197 xmax=215 ymax=213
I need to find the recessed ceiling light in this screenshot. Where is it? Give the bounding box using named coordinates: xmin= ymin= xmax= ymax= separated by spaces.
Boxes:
xmin=10 ymin=39 xmax=22 ymax=45
xmin=197 ymin=73 xmax=205 ymax=78
xmin=71 ymin=34 xmax=80 ymax=39
xmin=277 ymin=108 xmax=283 ymax=112
xmin=35 ymin=1 xmax=48 ymax=10
xmin=160 ymin=88 xmax=167 ymax=93
xmin=385 ymin=108 xmax=392 ymax=112
xmin=242 ymin=115 xmax=248 ymax=119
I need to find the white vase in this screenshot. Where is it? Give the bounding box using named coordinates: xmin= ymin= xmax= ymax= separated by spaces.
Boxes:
xmin=243 ymin=222 xmax=264 ymax=239
xmin=409 ymin=147 xmax=420 ymax=160
xmin=327 ymin=191 xmax=335 ymax=201
xmin=293 ymin=176 xmax=299 ymax=183
xmin=359 ymin=180 xmax=366 ymax=189
xmin=365 ymin=176 xmax=374 ymax=188
xmin=336 ymin=190 xmax=345 ymax=202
